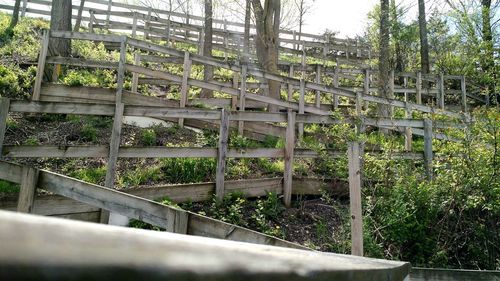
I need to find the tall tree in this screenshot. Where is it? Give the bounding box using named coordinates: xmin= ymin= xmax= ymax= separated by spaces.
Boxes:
xmin=9 ymin=0 xmax=22 ymax=30
xmin=251 ymin=0 xmax=281 ymax=112
xmin=201 ymin=0 xmax=214 ymax=98
xmin=390 ymin=0 xmax=404 ymax=81
xmin=243 ymin=0 xmax=251 ymax=62
xmin=481 ymin=0 xmax=495 ymax=100
xmin=378 ymin=0 xmax=392 ymax=118
xmin=294 ymin=0 xmax=314 ymax=43
xmin=418 ymin=0 xmax=430 ymax=75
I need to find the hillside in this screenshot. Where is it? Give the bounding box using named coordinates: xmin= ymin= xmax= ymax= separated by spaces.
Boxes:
xmin=0 ymin=9 xmax=498 ymax=272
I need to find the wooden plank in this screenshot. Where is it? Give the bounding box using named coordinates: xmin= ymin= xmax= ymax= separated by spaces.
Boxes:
xmin=37 ymin=167 xmax=187 ymax=233
xmin=461 ymin=76 xmax=467 ymax=112
xmin=0 ymin=210 xmax=410 ymax=280
xmin=215 ymin=109 xmax=229 ymax=200
xmin=238 ymin=65 xmax=247 ymax=135
xmin=315 ymin=65 xmax=321 ymax=108
xmin=179 ymin=51 xmax=192 ymax=127
xmin=424 ymin=119 xmax=433 ymax=180
xmin=283 ymin=111 xmax=296 ymax=207
xmin=16 ymin=166 xmax=39 ymax=213
xmin=32 ymin=30 xmax=49 ymax=101
xmin=416 ymin=71 xmax=422 ymax=104
xmin=131 ymin=53 xmax=141 ymax=92
xmin=438 ymin=73 xmax=445 ymax=110
xmin=287 ymin=65 xmax=294 ymax=102
xmin=404 ymin=103 xmax=413 ymax=152
xmin=74 ymin=0 xmax=86 ymax=32
xmin=0 ymin=98 xmax=9 ymax=157
xmin=333 ymin=66 xmax=339 ymax=109
xmin=298 ymin=79 xmax=305 ymax=138
xmin=348 ymin=142 xmax=363 ymax=256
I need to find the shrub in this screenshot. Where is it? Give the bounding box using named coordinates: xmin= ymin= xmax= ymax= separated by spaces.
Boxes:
xmin=69 ymin=166 xmax=106 ymax=184
xmin=81 ymin=124 xmax=98 ymax=142
xmin=140 ymin=129 xmax=157 ymax=146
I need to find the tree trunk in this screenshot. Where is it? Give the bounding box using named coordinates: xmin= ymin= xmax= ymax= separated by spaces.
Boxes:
xmin=251 ymin=0 xmax=281 ymax=112
xmin=9 ymin=0 xmax=22 ymax=30
xmin=418 ymin=0 xmax=430 ymax=75
xmin=378 ymin=0 xmax=392 ymax=119
xmin=47 ymin=0 xmax=72 ymax=82
xmin=481 ymin=0 xmax=495 ymax=103
xmin=49 ymin=0 xmax=72 ymax=57
xmin=390 ymin=0 xmax=404 ymax=83
xmin=200 ymin=0 xmax=213 ymax=98
xmin=243 ymin=0 xmax=251 ymax=62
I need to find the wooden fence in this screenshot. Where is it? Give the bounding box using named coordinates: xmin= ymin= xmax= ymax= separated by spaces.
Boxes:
xmin=1 ymin=29 xmax=473 ymax=255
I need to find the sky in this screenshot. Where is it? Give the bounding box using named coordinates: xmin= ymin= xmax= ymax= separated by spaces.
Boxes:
xmin=302 ymin=0 xmax=379 ymax=38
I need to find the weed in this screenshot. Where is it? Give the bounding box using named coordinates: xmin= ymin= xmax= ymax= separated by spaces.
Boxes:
xmin=24 ymin=137 xmax=39 ymax=145
xmin=0 ymin=180 xmax=19 ymax=193
xmin=69 ymin=166 xmax=106 ymax=184
xmin=81 ymin=124 xmax=98 ymax=142
xmin=140 ymin=129 xmax=157 ymax=146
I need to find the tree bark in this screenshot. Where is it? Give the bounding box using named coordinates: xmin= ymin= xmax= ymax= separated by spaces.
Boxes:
xmin=49 ymin=0 xmax=72 ymax=58
xmin=243 ymin=0 xmax=251 ymax=62
xmin=390 ymin=0 xmax=404 ymax=83
xmin=378 ymin=0 xmax=392 ymax=118
xmin=481 ymin=0 xmax=495 ymax=102
xmin=251 ymin=0 xmax=281 ymax=112
xmin=418 ymin=0 xmax=430 ymax=75
xmin=200 ymin=0 xmax=213 ymax=98
xmin=9 ymin=0 xmax=22 ymax=30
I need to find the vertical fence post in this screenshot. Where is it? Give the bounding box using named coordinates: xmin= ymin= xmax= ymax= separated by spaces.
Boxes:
xmin=363 ymin=68 xmax=370 ymax=108
xmin=105 ymin=0 xmax=112 ymax=30
xmin=461 ymin=76 xmax=467 ymax=112
xmin=333 ymin=65 xmax=339 ymax=109
xmin=287 ymin=64 xmax=294 ymax=102
xmin=132 ymin=12 xmax=138 ymax=38
xmin=165 ymin=18 xmax=171 ymax=43
xmin=298 ymin=79 xmax=305 ymax=139
xmin=283 ymin=110 xmax=296 ymax=207
xmin=315 ymin=65 xmax=321 ymax=108
xmin=231 ymin=72 xmax=239 ymax=111
xmin=17 ymin=166 xmax=39 ymax=214
xmin=438 ymin=73 xmax=445 ymax=110
xmin=32 ymin=30 xmax=49 ymax=101
xmin=74 ymin=0 xmax=86 ymax=32
xmin=424 ymin=119 xmax=433 ymax=180
xmin=131 ymin=52 xmax=140 ymax=93
xmin=216 ymin=109 xmax=229 ymax=200
xmin=185 ymin=13 xmax=190 ymax=39
xmin=405 ymin=104 xmax=413 ymax=152
xmin=198 ymin=28 xmax=205 ymax=55
xmin=238 ymin=65 xmax=247 ymax=135
xmin=144 ymin=8 xmax=152 ymax=40
xmin=179 ymin=51 xmax=192 ymax=127
xmin=0 ymin=98 xmax=10 ymax=159
xmin=89 ymin=10 xmax=95 ymax=33
xmin=416 ymin=71 xmax=422 ymax=104
xmin=102 ymin=36 xmax=127 ymax=224
xmin=21 ymin=0 xmax=28 ymax=17
xmin=223 ymin=19 xmax=228 ymax=61
xmin=348 ymin=141 xmax=363 ymax=257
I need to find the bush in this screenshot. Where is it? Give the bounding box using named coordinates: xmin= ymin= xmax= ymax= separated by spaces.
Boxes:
xmin=160 ymin=158 xmax=216 ymax=183
xmin=81 ymin=124 xmax=98 ymax=142
xmin=140 ymin=129 xmax=157 ymax=146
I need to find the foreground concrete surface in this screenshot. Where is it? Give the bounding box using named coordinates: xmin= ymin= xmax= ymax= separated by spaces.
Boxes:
xmin=0 ymin=210 xmax=410 ymax=281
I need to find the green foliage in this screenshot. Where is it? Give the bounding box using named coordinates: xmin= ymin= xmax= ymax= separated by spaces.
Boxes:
xmin=63 ymin=69 xmax=116 ymax=88
xmin=69 ymin=166 xmax=107 ymax=184
xmin=140 ymin=129 xmax=157 ymax=146
xmin=208 ymin=192 xmax=247 ymax=225
xmin=160 ymin=158 xmax=216 ymax=183
xmin=80 ymin=124 xmax=98 ymax=142
xmin=119 ymin=165 xmax=162 ymax=188
xmin=0 ymin=180 xmax=19 ymax=194
xmin=23 ymin=137 xmax=39 ymax=145
xmin=0 ymin=64 xmax=36 ymax=99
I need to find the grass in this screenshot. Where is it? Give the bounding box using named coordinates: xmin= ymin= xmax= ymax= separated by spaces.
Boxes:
xmin=0 ymin=180 xmax=19 ymax=194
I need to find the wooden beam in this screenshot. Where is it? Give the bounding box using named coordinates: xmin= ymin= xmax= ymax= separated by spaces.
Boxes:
xmin=32 ymin=30 xmax=49 ymax=101
xmin=215 ymin=109 xmax=229 ymax=200
xmin=16 ymin=166 xmax=39 ymax=213
xmin=423 ymin=119 xmax=433 ymax=180
xmin=416 ymin=71 xmax=422 ymax=105
xmin=298 ymin=79 xmax=305 ymax=139
xmin=461 ymin=76 xmax=467 ymax=112
xmin=238 ymin=65 xmax=247 ymax=135
xmin=438 ymin=73 xmax=445 ymax=110
xmin=0 ymin=98 xmax=9 ymax=158
xmin=348 ymin=142 xmax=363 ymax=256
xmin=131 ymin=52 xmax=141 ymax=92
xmin=315 ymin=65 xmax=321 ymax=108
xmin=283 ymin=111 xmax=296 ymax=207
xmin=179 ymin=51 xmax=192 ymax=127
